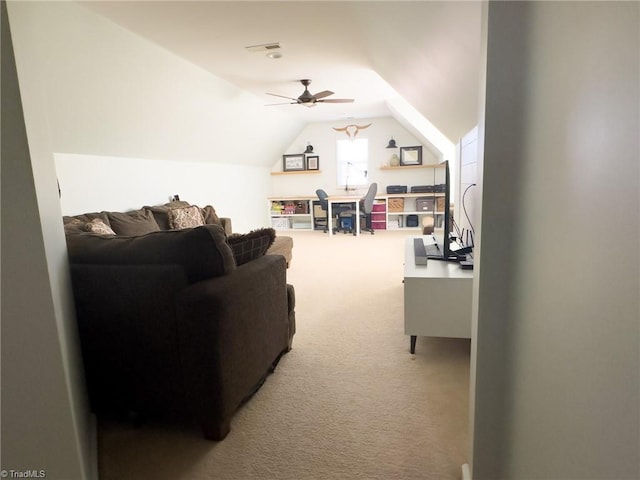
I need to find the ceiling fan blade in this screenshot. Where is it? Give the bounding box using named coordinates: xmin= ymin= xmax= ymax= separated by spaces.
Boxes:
xmin=317 ymin=98 xmax=354 ymax=103
xmin=312 ymin=90 xmax=334 ymax=100
xmin=266 ymin=92 xmax=300 ymax=102
xmin=265 ymin=101 xmax=298 ymax=106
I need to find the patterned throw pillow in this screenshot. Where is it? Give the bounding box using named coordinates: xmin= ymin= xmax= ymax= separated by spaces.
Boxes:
xmin=168 ymin=205 xmax=205 ymax=230
xmin=227 ymin=228 xmax=276 ymax=266
xmin=84 ymin=218 xmax=116 ymax=236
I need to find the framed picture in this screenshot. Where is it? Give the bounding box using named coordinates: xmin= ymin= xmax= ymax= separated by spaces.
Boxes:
xmin=400 ymin=146 xmax=423 ymax=166
xmin=283 ymin=154 xmax=306 ymax=172
xmin=306 ymin=155 xmax=319 ymax=171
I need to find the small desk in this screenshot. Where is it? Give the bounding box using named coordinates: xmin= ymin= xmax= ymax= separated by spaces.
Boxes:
xmin=404 ymin=236 xmax=473 ymax=353
xmin=327 ymin=195 xmax=360 ymax=236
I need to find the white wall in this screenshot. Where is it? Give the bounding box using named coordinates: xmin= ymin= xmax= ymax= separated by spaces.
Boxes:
xmin=7 ymin=1 xmax=300 ymax=169
xmin=456 ymin=126 xmax=478 ymax=247
xmin=56 ymin=153 xmax=271 ymax=232
xmin=470 ymin=2 xmax=639 ymax=478
xmin=271 ymin=116 xmax=444 ymax=198
xmin=2 ymin=3 xmax=95 ymax=479
xmin=7 ymin=0 xmax=302 ymax=233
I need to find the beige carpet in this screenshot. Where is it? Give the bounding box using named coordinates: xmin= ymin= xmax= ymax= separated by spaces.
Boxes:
xmin=98 ymin=230 xmax=471 ymax=480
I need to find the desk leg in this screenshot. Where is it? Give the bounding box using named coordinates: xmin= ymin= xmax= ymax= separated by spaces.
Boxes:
xmin=410 ymin=335 xmax=417 ymax=354
xmin=328 ymin=202 xmax=333 ymax=235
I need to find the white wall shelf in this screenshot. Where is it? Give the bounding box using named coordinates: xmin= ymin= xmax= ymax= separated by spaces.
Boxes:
xmin=270 ymin=170 xmax=322 ymax=176
xmin=380 ymin=163 xmax=444 ymax=171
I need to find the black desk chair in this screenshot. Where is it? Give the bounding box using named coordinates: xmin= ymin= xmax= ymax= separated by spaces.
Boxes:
xmin=315 ymin=189 xmax=337 ymax=233
xmin=338 ymin=183 xmax=378 ymax=235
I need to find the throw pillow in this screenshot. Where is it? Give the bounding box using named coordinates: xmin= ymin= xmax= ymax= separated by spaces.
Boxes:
xmin=146 ymin=201 xmax=192 ymax=230
xmin=107 ymin=209 xmax=161 ymax=236
xmin=227 ymin=228 xmax=276 ymax=266
xmin=85 ymin=218 xmax=116 ymax=236
xmin=168 ymin=205 xmax=205 ymax=230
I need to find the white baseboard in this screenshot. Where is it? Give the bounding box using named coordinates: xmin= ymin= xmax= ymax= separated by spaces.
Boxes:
xmin=462 ymin=463 xmax=471 ymax=480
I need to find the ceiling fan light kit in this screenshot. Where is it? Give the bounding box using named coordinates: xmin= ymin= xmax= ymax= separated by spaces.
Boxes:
xmin=266 ymin=79 xmax=354 ymax=107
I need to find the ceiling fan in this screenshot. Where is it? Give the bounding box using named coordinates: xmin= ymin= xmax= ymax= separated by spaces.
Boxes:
xmin=266 ymin=79 xmax=354 ymax=107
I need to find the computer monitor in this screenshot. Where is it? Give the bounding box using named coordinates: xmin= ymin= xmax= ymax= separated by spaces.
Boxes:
xmin=427 ymin=160 xmax=457 ymax=261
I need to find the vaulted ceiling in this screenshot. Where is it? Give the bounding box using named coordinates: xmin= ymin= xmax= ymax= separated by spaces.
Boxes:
xmin=82 ymin=1 xmax=483 ymax=143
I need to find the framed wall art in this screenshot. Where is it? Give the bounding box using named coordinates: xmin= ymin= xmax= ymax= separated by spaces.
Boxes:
xmin=399 ymin=146 xmax=423 ymax=166
xmin=306 ymin=155 xmax=319 ymax=171
xmin=282 ymin=154 xmax=306 ymax=172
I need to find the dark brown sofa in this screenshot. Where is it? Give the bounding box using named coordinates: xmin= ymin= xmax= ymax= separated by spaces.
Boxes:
xmin=64 ymin=203 xmax=295 ymax=440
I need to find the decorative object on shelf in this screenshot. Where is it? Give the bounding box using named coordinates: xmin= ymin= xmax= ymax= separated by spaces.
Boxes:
xmin=388 ymin=197 xmax=405 ymax=212
xmin=332 ymin=123 xmax=372 ymax=140
xmin=386 ymin=137 xmax=398 ymax=148
xmin=400 ymin=146 xmax=423 ymax=166
xmin=306 ymin=155 xmax=319 ymax=171
xmin=303 ymin=142 xmax=314 ymax=154
xmin=283 ymin=202 xmax=297 ymax=214
xmin=283 ymin=154 xmax=306 ymax=172
xmin=270 ymin=202 xmax=284 ymax=215
xmin=390 ymin=153 xmax=400 ymax=167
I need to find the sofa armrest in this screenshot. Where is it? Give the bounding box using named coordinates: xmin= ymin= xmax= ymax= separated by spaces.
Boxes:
xmin=175 ymin=254 xmax=289 ymax=439
xmin=70 ymin=264 xmax=191 ymax=414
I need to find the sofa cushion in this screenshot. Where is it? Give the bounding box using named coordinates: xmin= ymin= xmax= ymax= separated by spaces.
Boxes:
xmin=200 ymin=205 xmax=222 ymax=227
xmin=146 ymin=201 xmax=191 ymax=230
xmin=227 ymin=228 xmax=276 ymax=266
xmin=168 ymin=205 xmax=205 ymax=230
xmin=107 ymin=209 xmax=160 ymax=236
xmin=266 ymin=235 xmax=293 ymax=267
xmin=66 ymin=224 xmax=236 ymax=283
xmin=85 ymin=218 xmax=116 ymax=236
xmin=64 ymin=218 xmax=86 ymax=235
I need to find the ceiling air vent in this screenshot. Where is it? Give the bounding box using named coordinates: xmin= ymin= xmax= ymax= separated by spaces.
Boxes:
xmin=245 ymin=42 xmax=281 ymax=53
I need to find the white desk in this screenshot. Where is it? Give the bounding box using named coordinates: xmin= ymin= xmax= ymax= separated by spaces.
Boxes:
xmin=404 ymin=236 xmax=473 ymax=353
xmin=327 ymin=195 xmax=360 ymax=236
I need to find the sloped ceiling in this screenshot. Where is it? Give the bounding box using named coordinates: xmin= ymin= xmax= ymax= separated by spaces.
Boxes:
xmin=81 ymin=1 xmax=482 ymax=143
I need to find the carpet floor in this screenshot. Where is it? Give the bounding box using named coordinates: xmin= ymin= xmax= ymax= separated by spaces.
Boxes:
xmin=97 ymin=230 xmax=471 ymax=480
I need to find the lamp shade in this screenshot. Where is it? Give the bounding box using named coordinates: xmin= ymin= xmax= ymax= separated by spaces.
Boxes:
xmin=304 ymin=143 xmax=314 ymax=154
xmin=386 ymin=138 xmax=398 ymax=149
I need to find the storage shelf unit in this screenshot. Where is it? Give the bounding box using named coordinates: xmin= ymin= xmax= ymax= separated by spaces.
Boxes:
xmin=268 ymin=193 xmax=448 ymax=233
xmin=268 ymin=197 xmax=316 ymax=231
xmin=385 ymin=192 xmax=446 ymax=231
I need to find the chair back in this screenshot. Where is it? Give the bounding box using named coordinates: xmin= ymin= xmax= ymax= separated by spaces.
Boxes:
xmin=316 ymin=189 xmax=329 ymax=211
xmin=361 ymin=183 xmax=378 ymax=214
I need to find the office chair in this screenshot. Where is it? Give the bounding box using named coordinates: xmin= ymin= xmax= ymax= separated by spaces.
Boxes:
xmin=338 ymin=183 xmax=378 ymax=235
xmin=315 ymin=189 xmax=338 ymax=233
